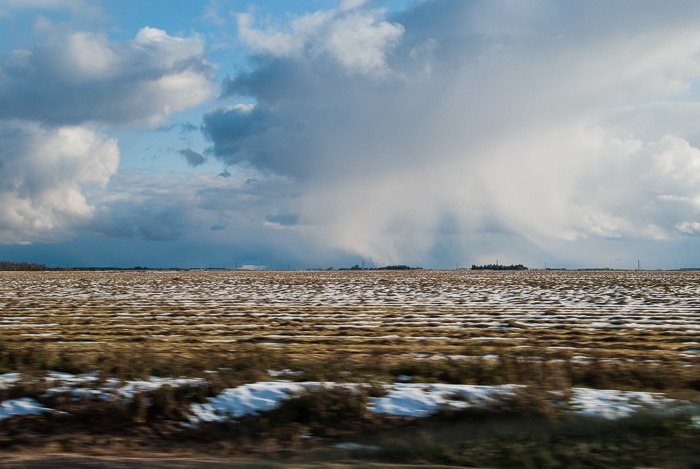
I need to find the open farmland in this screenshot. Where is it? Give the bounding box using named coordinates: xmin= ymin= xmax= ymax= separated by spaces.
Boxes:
xmin=1 ymin=270 xmax=700 ymax=467
xmin=1 ymin=269 xmax=699 ymax=364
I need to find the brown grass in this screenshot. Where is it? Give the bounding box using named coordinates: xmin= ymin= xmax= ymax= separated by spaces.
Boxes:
xmin=1 ymin=270 xmax=699 ymax=465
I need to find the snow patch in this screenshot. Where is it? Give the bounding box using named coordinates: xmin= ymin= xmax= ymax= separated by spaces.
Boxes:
xmin=0 ymin=373 xmax=21 ymax=389
xmin=190 ymin=381 xmax=312 ymax=423
xmin=0 ymin=398 xmax=56 ymax=421
xmin=570 ymin=388 xmax=680 ymax=419
xmin=370 ymin=383 xmax=520 ymax=417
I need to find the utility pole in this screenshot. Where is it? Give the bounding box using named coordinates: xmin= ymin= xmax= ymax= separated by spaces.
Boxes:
xmin=637 ymin=259 xmax=640 ymax=271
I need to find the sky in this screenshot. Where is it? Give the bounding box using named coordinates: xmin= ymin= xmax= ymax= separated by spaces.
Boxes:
xmin=2 ymin=0 xmax=700 ymax=270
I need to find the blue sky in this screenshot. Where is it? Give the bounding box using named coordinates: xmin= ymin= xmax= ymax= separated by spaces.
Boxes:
xmin=1 ymin=0 xmax=700 ymax=269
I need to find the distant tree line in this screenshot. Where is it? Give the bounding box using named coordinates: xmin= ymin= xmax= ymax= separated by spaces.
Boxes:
xmin=338 ymin=264 xmax=423 ymax=271
xmin=0 ymin=261 xmax=48 ymax=271
xmin=471 ymin=264 xmax=528 ymax=271
xmin=0 ymin=262 xmax=177 ymax=272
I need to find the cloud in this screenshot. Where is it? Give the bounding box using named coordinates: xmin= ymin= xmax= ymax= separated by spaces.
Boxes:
xmin=0 ymin=27 xmax=216 ymax=128
xmin=200 ymin=0 xmax=700 ymax=266
xmin=676 ymin=221 xmax=700 ymax=236
xmin=84 ymin=169 xmax=211 ymax=242
xmin=158 ymin=122 xmax=199 ymax=134
xmin=264 ymin=211 xmax=299 ymax=227
xmin=239 ymin=264 xmax=266 ymax=270
xmin=92 ymin=201 xmax=185 ymax=241
xmin=0 ymin=21 xmax=219 ymax=247
xmin=235 ymin=4 xmax=404 ymax=78
xmin=202 ymin=0 xmax=228 ymax=27
xmin=0 ymin=0 xmax=104 ymax=19
xmin=179 ymin=148 xmax=206 ymax=167
xmin=0 ymin=121 xmax=119 ymax=244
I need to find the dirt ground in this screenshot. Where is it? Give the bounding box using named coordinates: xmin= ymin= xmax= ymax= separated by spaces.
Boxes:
xmin=0 ymin=453 xmax=468 ymax=469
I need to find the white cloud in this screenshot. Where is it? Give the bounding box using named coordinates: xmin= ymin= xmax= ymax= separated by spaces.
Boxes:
xmin=236 ymin=5 xmax=404 ymax=77
xmin=202 ymin=0 xmax=227 ymax=26
xmin=676 ymin=221 xmax=700 ymax=236
xmin=236 ymin=12 xmax=299 ymax=57
xmin=339 ymin=0 xmax=370 ymax=12
xmin=63 ymin=31 xmax=117 ymax=82
xmin=0 ymin=122 xmax=119 ymax=244
xmin=134 ymin=27 xmax=207 ymax=69
xmin=239 ymin=264 xmax=266 ymax=270
xmin=324 ymin=11 xmax=404 ymax=76
xmin=0 ymin=27 xmax=216 ymax=128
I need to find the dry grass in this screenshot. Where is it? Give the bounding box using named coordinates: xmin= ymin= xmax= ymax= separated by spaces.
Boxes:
xmin=1 ymin=270 xmax=699 ymax=393
xmin=1 ymin=270 xmax=699 ymax=466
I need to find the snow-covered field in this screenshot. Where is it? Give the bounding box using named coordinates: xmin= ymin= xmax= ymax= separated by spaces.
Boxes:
xmin=1 ymin=270 xmax=698 ymax=465
xmin=0 ymin=270 xmax=698 ymax=361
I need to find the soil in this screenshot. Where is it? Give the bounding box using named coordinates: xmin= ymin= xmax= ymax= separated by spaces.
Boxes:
xmin=0 ymin=414 xmax=470 ymax=468
xmin=0 ymin=453 xmax=468 ymax=469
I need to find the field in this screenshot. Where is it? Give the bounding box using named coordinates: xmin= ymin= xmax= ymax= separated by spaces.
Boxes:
xmin=1 ymin=270 xmax=699 ymax=467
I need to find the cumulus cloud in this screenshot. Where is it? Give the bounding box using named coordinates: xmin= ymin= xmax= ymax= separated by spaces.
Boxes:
xmin=0 ymin=21 xmax=218 ymax=247
xmin=235 ymin=4 xmax=403 ymax=77
xmin=201 ymin=0 xmax=700 ymax=266
xmin=676 ymin=221 xmax=700 ymax=236
xmin=0 ymin=121 xmax=119 ymax=243
xmin=0 ymin=27 xmax=216 ymax=127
